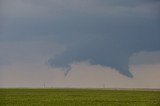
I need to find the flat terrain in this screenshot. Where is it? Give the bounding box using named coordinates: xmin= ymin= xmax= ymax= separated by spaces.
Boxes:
xmin=0 ymin=88 xmax=160 ymax=106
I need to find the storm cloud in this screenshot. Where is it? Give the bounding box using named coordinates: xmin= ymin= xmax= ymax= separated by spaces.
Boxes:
xmin=1 ymin=0 xmax=160 ymax=78
xmin=47 ymin=20 xmax=160 ymax=77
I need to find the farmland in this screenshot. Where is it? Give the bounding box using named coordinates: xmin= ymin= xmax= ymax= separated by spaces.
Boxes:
xmin=0 ymin=88 xmax=160 ymax=106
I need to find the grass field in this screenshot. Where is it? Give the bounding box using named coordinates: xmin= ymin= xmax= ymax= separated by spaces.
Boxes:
xmin=0 ymin=88 xmax=160 ymax=106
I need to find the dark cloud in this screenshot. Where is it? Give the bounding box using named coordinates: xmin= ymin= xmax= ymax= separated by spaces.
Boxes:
xmin=1 ymin=0 xmax=160 ymax=77
xmin=48 ymin=17 xmax=160 ymax=78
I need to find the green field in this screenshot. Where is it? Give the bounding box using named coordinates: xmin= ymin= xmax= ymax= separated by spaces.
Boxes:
xmin=0 ymin=88 xmax=160 ymax=106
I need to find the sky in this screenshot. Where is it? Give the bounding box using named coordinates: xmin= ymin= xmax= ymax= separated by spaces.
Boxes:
xmin=0 ymin=0 xmax=160 ymax=88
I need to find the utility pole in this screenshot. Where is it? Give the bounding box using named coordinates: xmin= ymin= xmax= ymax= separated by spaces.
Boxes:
xmin=43 ymin=82 xmax=45 ymax=88
xmin=103 ymin=83 xmax=105 ymax=89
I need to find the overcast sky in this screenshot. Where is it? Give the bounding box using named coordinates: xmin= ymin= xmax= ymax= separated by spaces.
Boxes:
xmin=0 ymin=0 xmax=160 ymax=88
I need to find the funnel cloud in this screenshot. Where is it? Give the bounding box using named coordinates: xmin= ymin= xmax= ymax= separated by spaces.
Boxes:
xmin=48 ymin=23 xmax=160 ymax=77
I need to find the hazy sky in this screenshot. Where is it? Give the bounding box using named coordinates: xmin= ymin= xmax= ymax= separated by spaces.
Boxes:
xmin=0 ymin=0 xmax=160 ymax=88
